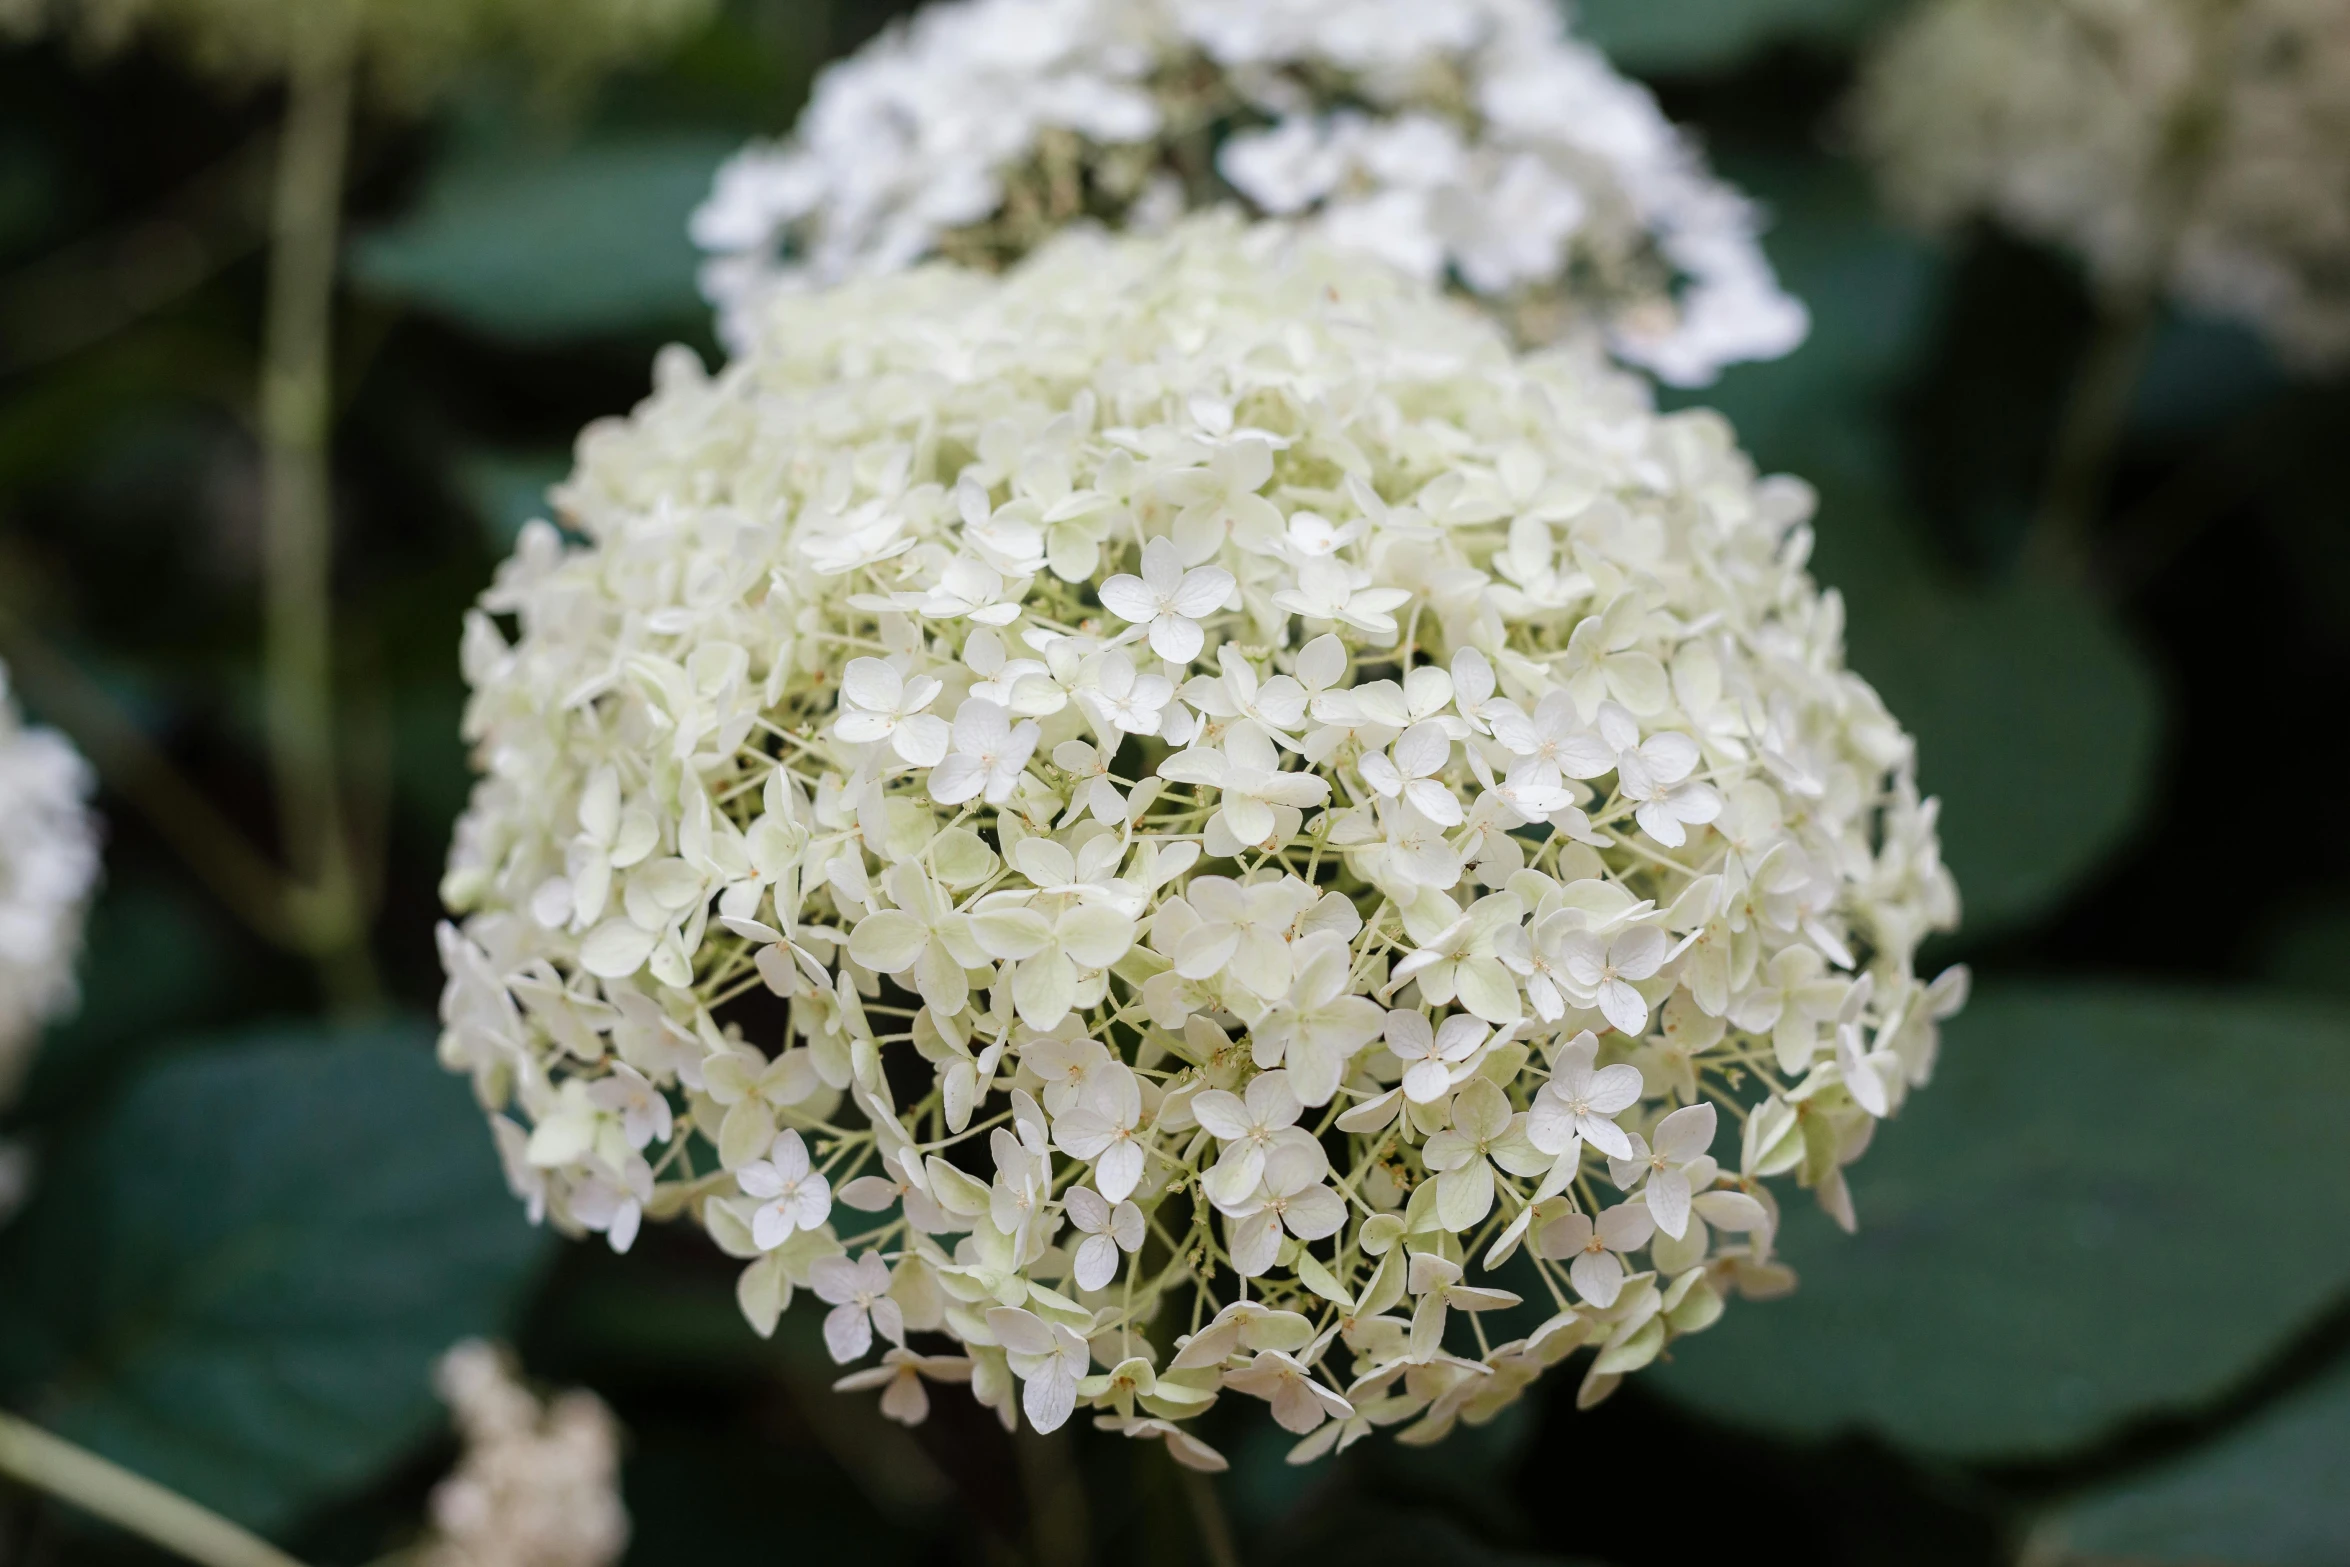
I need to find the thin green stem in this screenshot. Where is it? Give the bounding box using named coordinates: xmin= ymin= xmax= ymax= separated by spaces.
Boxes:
xmin=1178 ymin=1464 xmax=1240 ymax=1567
xmin=258 ymin=13 xmax=377 ymax=1012
xmin=0 ymin=1413 xmax=310 ymax=1567
xmin=2024 ymin=291 xmax=2158 ymax=589
xmin=1014 ymin=1427 xmax=1090 ymax=1567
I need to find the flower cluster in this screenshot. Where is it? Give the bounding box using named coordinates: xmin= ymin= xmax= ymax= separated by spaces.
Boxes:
xmin=440 ymin=216 xmax=1961 ymax=1464
xmin=1853 ymin=0 xmax=2350 ymax=369
xmin=0 ymin=659 xmax=100 ymax=1110
xmin=690 ymin=0 xmax=1807 ymax=387
xmin=1 ymin=0 xmax=713 ymax=100
xmin=422 ymin=1341 xmax=629 ymax=1567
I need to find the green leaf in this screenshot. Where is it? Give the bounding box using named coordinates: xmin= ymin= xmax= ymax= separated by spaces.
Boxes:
xmin=2042 ymin=1356 xmax=2350 ymax=1565
xmin=0 ymin=1021 xmax=551 ymax=1532
xmin=1856 ymin=576 xmax=2164 ymax=936
xmin=15 ymin=881 xmax=244 ymax=1116
xmin=2266 ymin=901 xmax=2350 ymax=1002
xmin=1573 ymin=0 xmax=1903 ymax=76
xmin=1653 ymin=984 xmax=2350 ymax=1459
xmin=349 ymin=132 xmax=732 ymax=342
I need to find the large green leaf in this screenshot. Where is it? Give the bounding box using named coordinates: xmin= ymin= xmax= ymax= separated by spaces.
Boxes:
xmin=349 ymin=132 xmax=731 ymax=342
xmin=1574 ymin=0 xmax=1904 ymax=76
xmin=1652 ymin=985 xmax=2350 ymax=1459
xmin=2041 ymin=1357 xmax=2350 ymax=1565
xmin=1857 ymin=577 xmax=2164 ymax=935
xmin=14 ymin=882 xmax=245 ymax=1116
xmin=0 ymin=1022 xmax=551 ymax=1533
xmin=2263 ymin=901 xmax=2350 ymax=1002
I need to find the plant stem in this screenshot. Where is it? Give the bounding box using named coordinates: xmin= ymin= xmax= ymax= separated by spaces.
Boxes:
xmin=1178 ymin=1465 xmax=1240 ymax=1567
xmin=2023 ymin=291 xmax=2157 ymax=590
xmin=0 ymin=1413 xmax=311 ymax=1567
xmin=1014 ymin=1427 xmax=1090 ymax=1567
xmin=258 ymin=12 xmax=376 ymax=1012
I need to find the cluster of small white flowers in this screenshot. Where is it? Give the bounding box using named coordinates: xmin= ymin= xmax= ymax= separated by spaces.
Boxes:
xmin=0 ymin=659 xmax=100 ymax=1110
xmin=422 ymin=1341 xmax=629 ymax=1567
xmin=439 ymin=216 xmax=1961 ymax=1464
xmin=690 ymin=0 xmax=1807 ymax=388
xmin=1854 ymin=0 xmax=2350 ymax=369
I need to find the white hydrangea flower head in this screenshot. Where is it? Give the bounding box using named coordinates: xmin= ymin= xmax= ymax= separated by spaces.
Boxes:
xmin=1854 ymin=0 xmax=2350 ymax=369
xmin=1 ymin=0 xmax=713 ymax=99
xmin=424 ymin=1341 xmax=629 ymax=1567
xmin=0 ymin=658 xmax=101 ymax=1108
xmin=440 ymin=216 xmax=1961 ymax=1460
xmin=690 ymin=0 xmax=1808 ymax=387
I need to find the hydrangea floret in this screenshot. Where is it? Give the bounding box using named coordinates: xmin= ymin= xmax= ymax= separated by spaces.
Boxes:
xmin=439 ymin=216 xmax=1963 ymax=1465
xmin=1854 ymin=0 xmax=2350 ymax=369
xmin=690 ymin=0 xmax=1807 ymax=387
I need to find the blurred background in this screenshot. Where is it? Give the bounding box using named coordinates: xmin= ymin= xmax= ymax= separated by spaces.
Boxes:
xmin=2 ymin=1 xmax=2347 ymax=1564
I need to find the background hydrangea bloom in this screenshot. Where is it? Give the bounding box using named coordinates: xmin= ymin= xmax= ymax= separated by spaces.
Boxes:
xmin=690 ymin=0 xmax=1808 ymax=386
xmin=1853 ymin=0 xmax=2350 ymax=370
xmin=0 ymin=659 xmax=99 ymax=1108
xmin=424 ymin=1341 xmax=629 ymax=1567
xmin=0 ymin=659 xmax=99 ymax=1222
xmin=438 ymin=215 xmax=1959 ymax=1460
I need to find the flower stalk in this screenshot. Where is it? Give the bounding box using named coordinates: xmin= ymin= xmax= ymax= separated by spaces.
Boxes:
xmin=0 ymin=1413 xmax=310 ymax=1567
xmin=256 ymin=2 xmax=377 ymax=1011
xmin=1179 ymin=1465 xmax=1239 ymax=1567
xmin=2024 ymin=290 xmax=2157 ymax=588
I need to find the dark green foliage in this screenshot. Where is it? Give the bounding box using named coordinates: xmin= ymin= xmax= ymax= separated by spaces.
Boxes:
xmin=1657 ymin=986 xmax=2350 ymax=1456
xmin=0 ymin=1024 xmax=551 ymax=1532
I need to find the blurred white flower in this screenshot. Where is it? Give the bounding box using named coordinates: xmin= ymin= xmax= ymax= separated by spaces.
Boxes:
xmin=689 ymin=0 xmax=1808 ymax=385
xmin=1855 ymin=0 xmax=2350 ymax=369
xmin=0 ymin=660 xmax=100 ymax=1114
xmin=423 ymin=1342 xmax=627 ymax=1567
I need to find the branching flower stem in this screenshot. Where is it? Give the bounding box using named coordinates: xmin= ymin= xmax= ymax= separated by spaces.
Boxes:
xmin=1179 ymin=1462 xmax=1241 ymax=1567
xmin=0 ymin=1414 xmax=310 ymax=1567
xmin=257 ymin=5 xmax=377 ymax=1012
xmin=2024 ymin=288 xmax=2158 ymax=589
